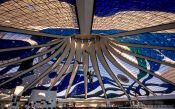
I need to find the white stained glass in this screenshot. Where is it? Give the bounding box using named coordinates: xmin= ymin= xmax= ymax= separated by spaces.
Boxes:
xmin=0 ymin=0 xmax=78 ymax=31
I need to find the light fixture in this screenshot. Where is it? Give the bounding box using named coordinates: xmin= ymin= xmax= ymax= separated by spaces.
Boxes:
xmin=14 ymin=86 xmax=24 ymax=96
xmin=38 ymin=92 xmax=46 ymax=97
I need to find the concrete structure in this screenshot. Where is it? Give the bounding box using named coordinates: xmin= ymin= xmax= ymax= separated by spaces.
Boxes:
xmin=0 ymin=0 xmax=175 ymax=108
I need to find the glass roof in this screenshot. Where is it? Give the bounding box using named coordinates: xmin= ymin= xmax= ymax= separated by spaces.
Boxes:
xmin=92 ymin=0 xmax=175 ymax=33
xmin=0 ymin=0 xmax=78 ymax=32
xmin=0 ymin=0 xmax=175 ymax=100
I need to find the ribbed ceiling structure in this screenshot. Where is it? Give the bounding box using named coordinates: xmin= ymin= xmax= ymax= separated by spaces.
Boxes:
xmin=0 ymin=0 xmax=175 ymax=100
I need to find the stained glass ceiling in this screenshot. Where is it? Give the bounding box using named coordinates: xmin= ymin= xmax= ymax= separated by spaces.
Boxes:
xmin=0 ymin=0 xmax=78 ymax=32
xmin=0 ymin=0 xmax=175 ymax=100
xmin=92 ymin=0 xmax=175 ymax=33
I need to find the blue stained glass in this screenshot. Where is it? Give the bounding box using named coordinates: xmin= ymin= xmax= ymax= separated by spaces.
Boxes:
xmin=0 ymin=39 xmax=30 ymax=49
xmin=58 ymin=0 xmax=75 ymax=5
xmin=92 ymin=29 xmax=122 ymax=35
xmin=40 ymin=28 xmax=122 ymax=36
xmin=40 ymin=28 xmax=79 ymax=36
xmin=0 ymin=77 xmax=22 ymax=89
xmin=53 ymin=71 xmax=84 ymax=92
xmin=117 ymin=33 xmax=175 ymax=47
xmin=116 ymin=33 xmax=175 ymax=62
xmin=69 ymin=75 xmax=119 ymax=97
xmin=0 ymin=34 xmax=54 ymax=61
xmin=148 ymin=61 xmax=161 ymax=71
xmin=0 ymin=0 xmax=10 ymax=4
xmin=1 ymin=28 xmax=175 ymax=97
xmin=95 ymin=0 xmax=175 ymax=17
xmin=0 ymin=39 xmax=31 ymax=60
xmin=160 ymin=50 xmax=175 ymax=60
xmin=0 ymin=65 xmax=18 ymax=75
xmin=21 ymin=73 xmax=175 ymax=97
xmin=30 ymin=36 xmax=54 ymax=44
xmin=48 ymin=72 xmax=58 ymax=79
xmin=139 ymin=48 xmax=164 ymax=60
xmin=53 ymin=74 xmax=71 ymax=92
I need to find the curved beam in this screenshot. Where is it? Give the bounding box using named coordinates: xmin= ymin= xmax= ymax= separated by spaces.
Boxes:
xmin=107 ymin=22 xmax=175 ymax=38
xmin=96 ymin=41 xmax=131 ymax=101
xmin=112 ymin=40 xmax=175 ymax=51
xmin=109 ymin=42 xmax=175 ymax=68
xmin=65 ymin=41 xmax=83 ymax=98
xmin=101 ymin=39 xmax=156 ymax=96
xmin=89 ymin=43 xmax=107 ymax=99
xmin=0 ymin=26 xmax=64 ymax=39
xmin=0 ymin=41 xmax=62 ymax=78
xmin=24 ymin=39 xmax=71 ymax=91
xmin=0 ymin=41 xmax=63 ymax=68
xmin=0 ymin=40 xmax=67 ymax=87
xmin=107 ymin=40 xmax=175 ymax=86
xmin=0 ymin=39 xmax=61 ymax=52
xmin=83 ymin=49 xmax=89 ymax=99
xmin=48 ymin=39 xmax=76 ymax=90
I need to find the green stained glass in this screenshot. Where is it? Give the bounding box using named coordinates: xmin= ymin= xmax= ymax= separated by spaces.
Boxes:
xmin=129 ymin=47 xmax=147 ymax=80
